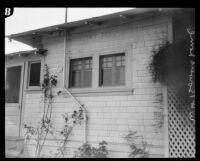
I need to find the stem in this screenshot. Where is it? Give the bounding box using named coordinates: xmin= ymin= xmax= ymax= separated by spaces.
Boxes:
xmin=50 ymin=132 xmax=65 ymax=157
xmin=38 ymin=91 xmax=54 ymax=156
xmin=55 ymin=114 xmax=80 ymax=158
xmin=35 ymin=128 xmax=40 ymax=157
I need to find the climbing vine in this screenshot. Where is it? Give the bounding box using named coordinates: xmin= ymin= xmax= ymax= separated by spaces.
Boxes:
xmin=24 ymin=64 xmax=84 ymax=158
xmin=149 ymin=27 xmax=195 ymax=104
xmin=124 ymin=131 xmax=149 ymax=158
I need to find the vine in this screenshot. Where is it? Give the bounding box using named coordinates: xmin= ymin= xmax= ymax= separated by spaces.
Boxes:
xmin=124 ymin=131 xmax=149 ymax=158
xmin=24 ymin=64 xmax=84 ymax=158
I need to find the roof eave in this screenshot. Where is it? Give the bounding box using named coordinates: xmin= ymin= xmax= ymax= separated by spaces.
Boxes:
xmin=6 ymin=8 xmax=183 ymax=46
xmin=5 ymin=49 xmax=48 ymax=59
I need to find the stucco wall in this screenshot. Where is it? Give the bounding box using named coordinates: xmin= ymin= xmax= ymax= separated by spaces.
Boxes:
xmin=10 ymin=14 xmax=172 ymax=158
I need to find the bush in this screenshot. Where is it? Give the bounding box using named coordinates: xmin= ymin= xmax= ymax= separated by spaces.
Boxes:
xmin=124 ymin=131 xmax=149 ymax=158
xmin=74 ymin=141 xmax=108 ymax=158
xmin=149 ymin=38 xmax=194 ymax=102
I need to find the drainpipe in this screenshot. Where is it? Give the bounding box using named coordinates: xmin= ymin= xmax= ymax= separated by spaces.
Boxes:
xmin=63 ymin=20 xmax=87 ymax=143
xmin=63 ymin=88 xmax=87 ymax=143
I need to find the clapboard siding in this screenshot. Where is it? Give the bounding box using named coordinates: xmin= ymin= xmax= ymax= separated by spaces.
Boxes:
xmin=6 ymin=14 xmax=172 ymax=158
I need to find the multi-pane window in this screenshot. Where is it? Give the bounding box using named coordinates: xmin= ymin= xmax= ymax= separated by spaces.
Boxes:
xmin=28 ymin=61 xmax=41 ymax=87
xmin=100 ymin=53 xmax=125 ymax=86
xmin=69 ymin=57 xmax=92 ymax=88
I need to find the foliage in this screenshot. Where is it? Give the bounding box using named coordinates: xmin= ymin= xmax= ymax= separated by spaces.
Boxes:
xmin=54 ymin=109 xmax=84 ymax=158
xmin=124 ymin=131 xmax=149 ymax=158
xmin=24 ymin=64 xmax=58 ymax=157
xmin=24 ymin=64 xmax=84 ymax=158
xmin=42 ymin=64 xmax=57 ymax=99
xmin=153 ymin=92 xmax=164 ymax=130
xmin=149 ymin=37 xmax=194 ymax=102
xmin=74 ymin=141 xmax=108 ymax=158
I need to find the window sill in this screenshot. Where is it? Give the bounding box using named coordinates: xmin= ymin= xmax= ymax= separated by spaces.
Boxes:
xmin=24 ymin=88 xmax=42 ymax=93
xmin=63 ymin=87 xmax=134 ymax=97
xmin=5 ymin=136 xmax=24 ymax=141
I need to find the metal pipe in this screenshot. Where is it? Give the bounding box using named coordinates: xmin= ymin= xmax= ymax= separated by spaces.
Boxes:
xmin=63 ymin=28 xmax=87 ymax=143
xmin=63 ymin=88 xmax=87 ymax=143
xmin=65 ymin=8 xmax=68 ymax=23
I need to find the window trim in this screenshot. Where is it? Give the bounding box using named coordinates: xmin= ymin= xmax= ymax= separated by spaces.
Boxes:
xmin=64 ymin=45 xmax=133 ymax=96
xmin=99 ymin=53 xmax=126 ymax=87
xmin=69 ymin=57 xmax=93 ymax=88
xmin=5 ymin=62 xmax=24 ymax=104
xmin=26 ymin=60 xmax=43 ymax=90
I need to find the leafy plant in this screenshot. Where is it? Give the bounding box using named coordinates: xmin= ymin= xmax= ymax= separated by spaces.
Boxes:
xmin=124 ymin=131 xmax=149 ymax=158
xmin=149 ymin=37 xmax=194 ymax=102
xmin=153 ymin=92 xmax=164 ymax=131
xmin=24 ymin=64 xmax=58 ymax=157
xmin=74 ymin=141 xmax=108 ymax=158
xmin=24 ymin=64 xmax=85 ymax=158
xmin=54 ymin=109 xmax=84 ymax=158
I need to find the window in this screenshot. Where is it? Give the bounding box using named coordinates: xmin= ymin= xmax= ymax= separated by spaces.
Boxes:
xmin=5 ymin=66 xmax=22 ymax=103
xmin=28 ymin=61 xmax=41 ymax=87
xmin=69 ymin=57 xmax=92 ymax=88
xmin=99 ymin=53 xmax=125 ymax=86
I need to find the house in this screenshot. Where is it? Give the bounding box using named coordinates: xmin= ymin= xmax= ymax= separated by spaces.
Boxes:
xmin=5 ymin=8 xmax=195 ymax=158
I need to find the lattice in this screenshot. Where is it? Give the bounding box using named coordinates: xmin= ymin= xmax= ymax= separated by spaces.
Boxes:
xmin=167 ymin=86 xmax=195 ymax=158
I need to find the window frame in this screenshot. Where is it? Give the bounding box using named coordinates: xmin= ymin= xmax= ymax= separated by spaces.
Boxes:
xmin=69 ymin=57 xmax=93 ymax=88
xmin=99 ymin=53 xmax=126 ymax=87
xmin=27 ymin=60 xmax=42 ymax=90
xmin=64 ymin=45 xmax=133 ymax=96
xmin=5 ymin=62 xmax=24 ymax=104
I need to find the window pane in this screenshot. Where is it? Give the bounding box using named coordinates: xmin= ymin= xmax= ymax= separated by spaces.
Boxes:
xmin=116 ymin=61 xmax=121 ymax=66
xmin=116 ymin=67 xmax=125 ymax=85
xmin=6 ymin=66 xmax=21 ymax=103
xmin=100 ymin=53 xmax=125 ymax=86
xmin=84 ymin=59 xmax=92 ymax=70
xmin=107 ymin=57 xmax=112 ymax=62
xmin=29 ymin=62 xmax=41 ymax=86
xmin=84 ymin=70 xmax=92 ymax=87
xmin=85 ymin=64 xmax=90 ymax=69
xmin=69 ymin=57 xmax=92 ymax=88
xmin=72 ymin=71 xmax=81 ymax=87
xmin=116 ymin=55 xmax=125 ymax=67
xmin=107 ymin=62 xmax=112 ymax=67
xmin=101 ymin=69 xmax=112 ymax=86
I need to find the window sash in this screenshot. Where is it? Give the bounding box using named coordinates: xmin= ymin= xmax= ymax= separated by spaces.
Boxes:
xmin=100 ymin=53 xmax=125 ymax=86
xmin=69 ymin=57 xmax=92 ymax=88
xmin=28 ymin=61 xmax=41 ymax=88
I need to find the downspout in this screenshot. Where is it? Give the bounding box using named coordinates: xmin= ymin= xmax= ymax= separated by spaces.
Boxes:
xmin=63 ymin=28 xmax=87 ymax=143
xmin=63 ymin=88 xmax=87 ymax=143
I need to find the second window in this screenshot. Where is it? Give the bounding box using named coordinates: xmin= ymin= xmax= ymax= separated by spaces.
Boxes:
xmin=99 ymin=53 xmax=125 ymax=86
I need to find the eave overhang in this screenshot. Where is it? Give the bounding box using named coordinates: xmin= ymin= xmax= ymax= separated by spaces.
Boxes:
xmin=6 ymin=8 xmax=185 ymax=47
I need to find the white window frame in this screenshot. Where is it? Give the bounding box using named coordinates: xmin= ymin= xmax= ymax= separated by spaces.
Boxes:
xmin=26 ymin=59 xmax=43 ymax=90
xmin=69 ymin=57 xmax=93 ymax=88
xmin=64 ymin=45 xmax=133 ymax=96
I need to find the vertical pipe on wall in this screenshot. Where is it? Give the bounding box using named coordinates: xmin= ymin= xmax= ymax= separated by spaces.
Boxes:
xmin=63 ymin=25 xmax=87 ymax=143
xmin=63 ymin=88 xmax=87 ymax=143
xmin=65 ymin=8 xmax=68 ymax=23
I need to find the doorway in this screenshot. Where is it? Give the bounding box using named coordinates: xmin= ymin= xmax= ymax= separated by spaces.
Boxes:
xmin=5 ymin=63 xmax=24 ymax=136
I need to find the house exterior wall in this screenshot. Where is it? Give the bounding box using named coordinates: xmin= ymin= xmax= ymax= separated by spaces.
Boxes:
xmin=6 ymin=14 xmax=172 ymax=158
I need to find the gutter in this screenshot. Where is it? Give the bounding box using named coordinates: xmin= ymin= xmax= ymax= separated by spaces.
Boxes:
xmin=6 ymin=8 xmax=185 ymax=47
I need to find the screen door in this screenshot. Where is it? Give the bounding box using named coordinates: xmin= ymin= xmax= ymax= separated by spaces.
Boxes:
xmin=5 ymin=64 xmax=24 ymax=136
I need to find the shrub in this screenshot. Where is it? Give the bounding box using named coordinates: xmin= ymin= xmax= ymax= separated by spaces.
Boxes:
xmin=74 ymin=141 xmax=108 ymax=158
xmin=124 ymin=131 xmax=149 ymax=158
